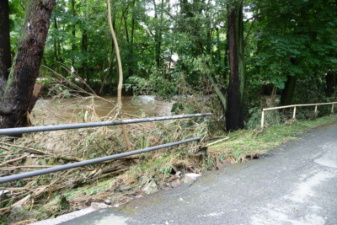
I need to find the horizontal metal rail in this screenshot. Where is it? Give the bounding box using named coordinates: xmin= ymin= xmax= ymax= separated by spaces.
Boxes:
xmin=261 ymin=102 xmax=337 ymax=128
xmin=0 ymin=137 xmax=200 ymax=184
xmin=262 ymin=102 xmax=337 ymax=111
xmin=0 ymin=113 xmax=212 ymax=135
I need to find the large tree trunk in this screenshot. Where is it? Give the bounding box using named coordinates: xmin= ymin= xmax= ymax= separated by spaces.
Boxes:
xmin=280 ymin=58 xmax=298 ymax=106
xmin=0 ymin=0 xmax=12 ymax=82
xmin=0 ymin=0 xmax=55 ymax=130
xmin=280 ymin=75 xmax=297 ymax=105
xmin=225 ymin=1 xmax=245 ymax=131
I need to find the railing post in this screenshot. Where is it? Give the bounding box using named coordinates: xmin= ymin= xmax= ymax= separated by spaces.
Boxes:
xmin=261 ymin=110 xmax=265 ymax=128
xmin=314 ymin=105 xmax=318 ymax=118
xmin=293 ymin=107 xmax=297 ymax=119
xmin=332 ymin=104 xmax=335 ymax=114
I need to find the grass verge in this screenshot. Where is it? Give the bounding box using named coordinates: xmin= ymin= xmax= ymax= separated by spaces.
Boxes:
xmin=208 ymin=114 xmax=337 ymax=166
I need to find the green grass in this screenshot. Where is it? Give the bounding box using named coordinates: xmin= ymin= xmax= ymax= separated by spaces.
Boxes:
xmin=209 ymin=114 xmax=337 ymax=163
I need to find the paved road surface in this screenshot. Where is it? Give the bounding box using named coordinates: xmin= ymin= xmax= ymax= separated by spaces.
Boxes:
xmin=38 ymin=122 xmax=337 ymax=225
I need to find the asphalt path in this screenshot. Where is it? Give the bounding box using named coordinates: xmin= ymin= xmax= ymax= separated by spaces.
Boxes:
xmin=42 ymin=122 xmax=337 ymax=225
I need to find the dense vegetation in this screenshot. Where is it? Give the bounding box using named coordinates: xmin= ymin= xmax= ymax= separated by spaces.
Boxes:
xmin=2 ymin=0 xmax=337 ymax=127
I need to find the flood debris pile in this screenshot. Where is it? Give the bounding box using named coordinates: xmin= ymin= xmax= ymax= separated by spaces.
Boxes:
xmin=0 ymin=107 xmax=211 ymax=224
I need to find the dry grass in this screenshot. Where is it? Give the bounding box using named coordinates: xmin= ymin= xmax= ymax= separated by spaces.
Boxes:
xmin=0 ymin=96 xmax=210 ymax=224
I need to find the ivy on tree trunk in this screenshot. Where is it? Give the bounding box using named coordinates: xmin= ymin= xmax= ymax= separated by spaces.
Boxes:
xmin=0 ymin=0 xmax=55 ymax=130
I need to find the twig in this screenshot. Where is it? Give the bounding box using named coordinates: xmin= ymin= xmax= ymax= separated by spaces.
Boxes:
xmin=0 ymin=187 xmax=28 ymax=191
xmin=0 ymin=153 xmax=29 ymax=167
xmin=0 ymin=142 xmax=82 ymax=162
xmin=0 ymin=145 xmax=11 ymax=151
xmin=13 ymin=194 xmax=31 ymax=207
xmin=207 ymin=137 xmax=230 ymax=146
xmin=11 ymin=219 xmax=37 ymax=225
xmin=94 ymin=140 xmax=110 ymax=156
xmin=0 ymin=165 xmax=54 ymax=170
xmin=97 ymin=168 xmax=128 ymax=179
xmin=0 ymin=142 xmax=44 ymax=154
xmin=55 ymin=155 xmax=82 ymax=162
xmin=0 ymin=207 xmax=11 ymax=216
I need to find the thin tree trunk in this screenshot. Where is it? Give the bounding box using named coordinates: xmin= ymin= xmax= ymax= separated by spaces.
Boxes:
xmin=80 ymin=0 xmax=88 ymax=81
xmin=225 ymin=1 xmax=245 ymax=131
xmin=53 ymin=17 xmax=59 ymax=62
xmin=206 ymin=73 xmax=227 ymax=113
xmin=128 ymin=0 xmax=136 ymax=78
xmin=0 ymin=0 xmax=55 ymax=130
xmin=123 ymin=11 xmax=129 ymax=43
xmin=81 ymin=30 xmax=88 ymax=80
xmin=71 ymin=0 xmax=76 ymax=67
xmin=153 ymin=0 xmax=163 ymax=68
xmin=107 ymin=0 xmax=132 ymax=150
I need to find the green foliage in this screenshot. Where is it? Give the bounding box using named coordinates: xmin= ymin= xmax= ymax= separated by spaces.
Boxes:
xmin=248 ymin=0 xmax=337 ymax=100
xmin=6 ymin=0 xmax=337 ymax=125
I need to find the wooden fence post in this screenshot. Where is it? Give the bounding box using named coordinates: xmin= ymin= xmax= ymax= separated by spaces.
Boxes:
xmin=292 ymin=107 xmax=297 ymax=119
xmin=332 ymin=104 xmax=335 ymax=114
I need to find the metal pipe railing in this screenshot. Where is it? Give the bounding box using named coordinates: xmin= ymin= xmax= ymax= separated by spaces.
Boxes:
xmin=0 ymin=113 xmax=212 ymax=135
xmin=0 ymin=137 xmax=200 ymax=184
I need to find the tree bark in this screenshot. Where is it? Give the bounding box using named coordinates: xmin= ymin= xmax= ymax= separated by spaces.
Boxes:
xmin=107 ymin=0 xmax=132 ymax=150
xmin=153 ymin=0 xmax=164 ymax=68
xmin=0 ymin=0 xmax=55 ymax=130
xmin=71 ymin=0 xmax=76 ymax=54
xmin=325 ymin=70 xmax=336 ymax=97
xmin=225 ymin=1 xmax=245 ymax=131
xmin=80 ymin=0 xmax=88 ymax=81
xmin=128 ymin=0 xmax=136 ymax=78
xmin=0 ymin=0 xmax=12 ymax=82
xmin=280 ymin=75 xmax=297 ymax=105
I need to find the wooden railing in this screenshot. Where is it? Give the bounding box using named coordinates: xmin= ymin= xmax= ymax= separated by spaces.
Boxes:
xmin=261 ymin=102 xmax=337 ymax=128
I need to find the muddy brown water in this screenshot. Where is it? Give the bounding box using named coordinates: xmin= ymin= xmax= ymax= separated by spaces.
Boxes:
xmin=32 ymin=96 xmax=174 ymax=125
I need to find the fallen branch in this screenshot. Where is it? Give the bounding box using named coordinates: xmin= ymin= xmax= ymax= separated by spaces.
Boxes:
xmin=55 ymin=154 xmax=82 ymax=162
xmin=0 ymin=207 xmax=11 ymax=216
xmin=11 ymin=219 xmax=37 ymax=225
xmin=13 ymin=194 xmax=31 ymax=207
xmin=0 ymin=145 xmax=11 ymax=151
xmin=207 ymin=137 xmax=230 ymax=146
xmin=0 ymin=153 xmax=29 ymax=167
xmin=97 ymin=168 xmax=128 ymax=179
xmin=0 ymin=142 xmax=42 ymax=153
xmin=0 ymin=165 xmax=54 ymax=170
xmin=0 ymin=142 xmax=82 ymax=162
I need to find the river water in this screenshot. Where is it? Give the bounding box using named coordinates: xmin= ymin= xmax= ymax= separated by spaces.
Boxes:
xmin=32 ymin=96 xmax=174 ymax=125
